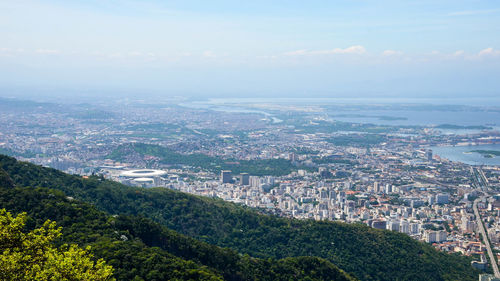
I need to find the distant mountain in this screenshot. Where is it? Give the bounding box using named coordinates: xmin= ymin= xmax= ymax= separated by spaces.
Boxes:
xmin=0 ymin=97 xmax=116 ymax=119
xmin=0 ymin=97 xmax=59 ymax=112
xmin=0 ymin=154 xmax=480 ymax=280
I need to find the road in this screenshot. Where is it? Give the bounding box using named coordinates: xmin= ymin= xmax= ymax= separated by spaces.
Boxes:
xmin=474 ymin=197 xmax=500 ymax=278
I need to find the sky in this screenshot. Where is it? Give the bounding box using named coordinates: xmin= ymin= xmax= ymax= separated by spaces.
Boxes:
xmin=1 ymin=0 xmax=500 ymax=100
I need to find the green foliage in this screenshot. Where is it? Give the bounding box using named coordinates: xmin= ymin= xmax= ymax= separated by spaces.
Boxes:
xmin=436 ymin=124 xmax=491 ymax=130
xmin=0 ymin=186 xmax=224 ymax=280
xmin=470 ymin=150 xmax=500 ymax=157
xmin=0 ymin=186 xmax=354 ymax=281
xmin=109 ymin=143 xmax=301 ymax=176
xmin=0 ymin=209 xmax=114 ymax=281
xmin=327 ymin=134 xmax=387 ymax=147
xmin=290 ymin=120 xmax=398 ymax=134
xmin=0 ymin=154 xmax=480 ymax=281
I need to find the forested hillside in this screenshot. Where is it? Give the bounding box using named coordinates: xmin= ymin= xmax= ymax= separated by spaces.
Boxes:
xmin=108 ymin=143 xmax=303 ymax=176
xmin=0 ymin=154 xmax=480 ymax=280
xmin=0 ymin=180 xmax=355 ymax=280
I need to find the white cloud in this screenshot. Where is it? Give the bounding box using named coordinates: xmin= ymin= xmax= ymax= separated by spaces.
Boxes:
xmin=202 ymin=51 xmax=216 ymax=58
xmin=35 ymin=49 xmax=60 ymax=54
xmin=127 ymin=51 xmax=143 ymax=56
xmin=256 ymin=55 xmax=277 ymax=60
xmin=382 ymin=50 xmax=403 ymax=56
xmin=283 ymin=45 xmax=366 ymax=56
xmin=335 ymin=45 xmax=366 ymax=54
xmin=420 ymin=48 xmax=500 ymax=61
xmin=312 ymin=45 xmax=366 ymax=55
xmin=0 ymin=48 xmax=13 ymax=57
xmin=108 ymin=52 xmax=123 ymax=58
xmin=0 ymin=48 xmax=24 ymax=53
xmin=0 ymin=48 xmax=26 ymax=57
xmin=283 ymin=49 xmax=308 ymax=56
xmin=478 ymin=47 xmax=500 ymax=57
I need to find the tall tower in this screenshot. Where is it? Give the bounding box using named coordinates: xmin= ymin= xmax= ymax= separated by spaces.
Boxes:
xmin=426 ymin=150 xmax=433 ymax=161
xmin=221 ymin=170 xmax=232 ymax=184
xmin=239 ymin=173 xmax=250 ymax=185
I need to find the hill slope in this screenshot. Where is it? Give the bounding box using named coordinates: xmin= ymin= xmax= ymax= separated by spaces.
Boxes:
xmin=0 ymin=154 xmax=479 ymax=280
xmin=0 ymin=185 xmax=355 ymax=280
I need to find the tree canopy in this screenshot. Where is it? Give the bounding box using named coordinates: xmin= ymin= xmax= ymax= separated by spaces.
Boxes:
xmin=0 ymin=209 xmax=114 ymax=281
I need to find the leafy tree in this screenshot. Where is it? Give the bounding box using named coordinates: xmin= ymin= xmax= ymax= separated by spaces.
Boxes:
xmin=0 ymin=209 xmax=114 ymax=281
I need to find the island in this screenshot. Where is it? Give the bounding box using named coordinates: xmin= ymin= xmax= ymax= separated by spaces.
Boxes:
xmin=470 ymin=150 xmax=500 ymax=158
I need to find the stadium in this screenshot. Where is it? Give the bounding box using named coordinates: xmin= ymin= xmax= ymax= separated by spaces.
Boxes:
xmin=120 ymin=169 xmax=167 ymax=178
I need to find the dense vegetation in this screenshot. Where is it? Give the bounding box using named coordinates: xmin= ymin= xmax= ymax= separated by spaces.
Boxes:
xmin=0 ymin=155 xmax=480 ymax=280
xmin=0 ymin=209 xmax=115 ymax=281
xmin=108 ymin=143 xmax=302 ymax=176
xmin=0 ymin=180 xmax=354 ymax=280
xmin=327 ymin=134 xmax=388 ymax=147
xmin=471 ymin=150 xmax=500 ymax=157
xmin=288 ymin=120 xmax=398 ymax=134
xmin=331 ymin=114 xmax=407 ymax=121
xmin=435 ymin=124 xmax=491 ymax=130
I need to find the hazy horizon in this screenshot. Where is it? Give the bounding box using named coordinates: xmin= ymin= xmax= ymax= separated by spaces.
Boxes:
xmin=1 ymin=0 xmax=499 ymax=100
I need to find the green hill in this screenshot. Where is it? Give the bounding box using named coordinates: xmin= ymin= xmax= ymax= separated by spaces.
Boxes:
xmin=0 ymin=154 xmax=480 ymax=280
xmin=108 ymin=143 xmax=304 ymax=176
xmin=0 ymin=182 xmax=354 ymax=280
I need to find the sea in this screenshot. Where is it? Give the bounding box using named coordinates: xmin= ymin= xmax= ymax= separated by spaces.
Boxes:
xmin=429 ymin=144 xmax=500 ymax=166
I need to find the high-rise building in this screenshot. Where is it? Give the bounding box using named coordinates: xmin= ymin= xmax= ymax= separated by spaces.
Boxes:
xmin=319 ymin=167 xmax=331 ymax=178
xmin=400 ymin=221 xmax=410 ymax=234
xmin=239 ymin=173 xmax=249 ymax=185
xmin=371 ymin=220 xmax=387 ymax=230
xmin=435 ymin=193 xmax=449 ymax=205
xmin=387 ymin=220 xmax=400 ymax=232
xmin=426 ymin=150 xmax=433 ymax=161
xmin=410 ymin=223 xmax=420 ymax=234
xmin=461 ymin=216 xmax=476 ymax=233
xmin=411 ymin=199 xmax=424 ymax=208
xmin=424 ymin=230 xmax=447 ymax=243
xmin=385 ymin=184 xmax=392 ymax=194
xmin=221 ymin=170 xmax=232 ymax=184
xmin=428 ymin=194 xmax=435 ymax=205
xmin=249 ymin=176 xmax=260 ymax=187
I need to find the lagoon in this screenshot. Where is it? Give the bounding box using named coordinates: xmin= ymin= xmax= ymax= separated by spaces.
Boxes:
xmin=430 ymin=144 xmax=500 ymax=166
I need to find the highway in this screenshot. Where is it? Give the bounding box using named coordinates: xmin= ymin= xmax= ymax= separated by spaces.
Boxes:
xmin=474 ymin=197 xmax=500 ymax=278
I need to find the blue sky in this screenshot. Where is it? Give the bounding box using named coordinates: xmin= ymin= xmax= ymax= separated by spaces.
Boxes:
xmin=1 ymin=0 xmax=499 ymax=99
